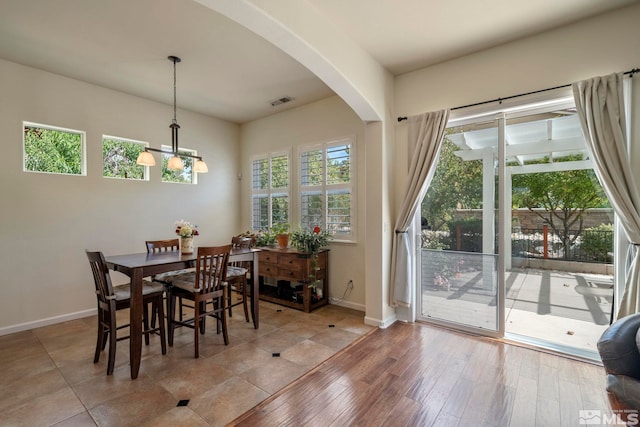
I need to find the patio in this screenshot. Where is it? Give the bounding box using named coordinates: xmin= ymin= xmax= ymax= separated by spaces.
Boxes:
xmin=421 ymin=266 xmax=613 ymax=359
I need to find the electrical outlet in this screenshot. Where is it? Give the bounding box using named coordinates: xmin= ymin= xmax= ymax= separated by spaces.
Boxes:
xmin=347 ymin=280 xmax=354 ymax=289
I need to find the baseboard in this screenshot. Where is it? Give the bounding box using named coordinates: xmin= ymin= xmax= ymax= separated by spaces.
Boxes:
xmin=364 ymin=313 xmax=397 ymax=329
xmin=329 ymin=297 xmax=365 ymax=312
xmin=0 ymin=308 xmax=97 ymax=336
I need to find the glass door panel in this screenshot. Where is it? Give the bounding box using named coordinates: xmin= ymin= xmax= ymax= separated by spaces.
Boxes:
xmin=419 ymin=118 xmax=501 ymax=333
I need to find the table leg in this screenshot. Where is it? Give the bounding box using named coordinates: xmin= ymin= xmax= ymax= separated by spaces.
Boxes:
xmin=251 ymin=253 xmax=259 ymax=329
xmin=129 ymin=268 xmax=143 ymax=379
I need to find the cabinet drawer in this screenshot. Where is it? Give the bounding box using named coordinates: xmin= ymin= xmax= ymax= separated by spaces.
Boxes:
xmin=259 ymin=262 xmax=279 ymax=277
xmin=277 ymin=253 xmax=303 ymax=272
xmin=259 ymin=252 xmax=278 ymax=264
xmin=278 ymin=266 xmax=305 ymax=281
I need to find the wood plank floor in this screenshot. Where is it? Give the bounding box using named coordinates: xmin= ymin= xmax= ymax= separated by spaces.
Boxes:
xmin=230 ymin=321 xmax=610 ymax=427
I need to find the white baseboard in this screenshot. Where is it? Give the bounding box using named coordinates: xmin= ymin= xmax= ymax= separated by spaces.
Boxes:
xmin=329 ymin=297 xmax=365 ymax=312
xmin=0 ymin=308 xmax=97 ymax=336
xmin=364 ymin=313 xmax=397 ymax=329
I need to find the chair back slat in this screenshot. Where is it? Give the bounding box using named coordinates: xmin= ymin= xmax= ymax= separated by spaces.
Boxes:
xmin=195 ymin=245 xmax=231 ymax=294
xmin=146 ymin=239 xmax=180 ymax=253
xmin=85 ymin=250 xmax=115 ymax=303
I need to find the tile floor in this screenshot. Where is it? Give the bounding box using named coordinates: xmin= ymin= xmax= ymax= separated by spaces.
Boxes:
xmin=0 ymin=301 xmax=374 ymax=427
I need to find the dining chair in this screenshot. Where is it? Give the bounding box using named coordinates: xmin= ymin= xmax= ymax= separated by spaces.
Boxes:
xmin=85 ymin=250 xmax=167 ymax=375
xmin=145 ymin=239 xmax=178 ymax=330
xmin=165 ymin=245 xmax=231 ymax=358
xmin=226 ymin=236 xmax=255 ymax=322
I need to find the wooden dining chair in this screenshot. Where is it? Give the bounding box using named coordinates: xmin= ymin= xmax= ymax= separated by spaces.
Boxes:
xmin=85 ymin=250 xmax=167 ymax=375
xmin=145 ymin=239 xmax=179 ymax=329
xmin=226 ymin=236 xmax=255 ymax=322
xmin=165 ymin=245 xmax=231 ymax=358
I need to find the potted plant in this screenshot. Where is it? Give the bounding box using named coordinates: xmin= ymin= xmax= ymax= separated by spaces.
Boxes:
xmin=290 ymin=226 xmax=332 ymax=292
xmin=271 ymin=222 xmax=290 ymax=249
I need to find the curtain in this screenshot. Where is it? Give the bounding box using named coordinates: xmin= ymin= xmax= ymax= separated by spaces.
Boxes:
xmin=573 ymin=73 xmax=640 ymax=319
xmin=390 ymin=110 xmax=450 ymax=307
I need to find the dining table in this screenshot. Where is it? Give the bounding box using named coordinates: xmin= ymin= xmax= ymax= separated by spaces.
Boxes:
xmin=105 ymin=247 xmax=261 ymax=379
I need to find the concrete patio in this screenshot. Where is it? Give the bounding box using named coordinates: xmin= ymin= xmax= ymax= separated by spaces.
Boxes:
xmin=421 ymin=262 xmax=613 ymax=360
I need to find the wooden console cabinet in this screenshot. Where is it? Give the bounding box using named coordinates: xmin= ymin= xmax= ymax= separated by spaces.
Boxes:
xmin=258 ymin=247 xmax=329 ymax=312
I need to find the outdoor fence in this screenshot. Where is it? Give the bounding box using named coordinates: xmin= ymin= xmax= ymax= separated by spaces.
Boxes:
xmin=422 ymin=224 xmax=613 ymax=264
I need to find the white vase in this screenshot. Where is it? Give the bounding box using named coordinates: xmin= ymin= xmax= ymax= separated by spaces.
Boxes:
xmin=181 ymin=236 xmax=194 ymax=254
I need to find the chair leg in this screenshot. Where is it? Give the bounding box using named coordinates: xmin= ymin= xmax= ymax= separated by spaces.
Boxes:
xmin=143 ymin=303 xmax=150 ymax=346
xmin=220 ymin=298 xmax=229 ymax=345
xmin=194 ymin=299 xmax=200 ymax=359
xmin=199 ymin=301 xmax=207 ymax=335
xmin=167 ymin=291 xmax=175 ymax=347
xmin=94 ymin=313 xmax=104 ymax=363
xmin=107 ymin=311 xmax=117 ymax=375
xmin=156 ymin=295 xmax=167 ymax=355
xmin=242 ymin=279 xmax=250 ymax=322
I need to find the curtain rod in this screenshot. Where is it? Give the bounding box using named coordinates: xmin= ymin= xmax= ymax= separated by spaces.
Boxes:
xmin=396 ymin=67 xmax=639 ymax=122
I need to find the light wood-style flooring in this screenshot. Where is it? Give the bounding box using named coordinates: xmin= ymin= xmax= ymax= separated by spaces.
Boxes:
xmin=232 ymin=321 xmax=610 ymax=426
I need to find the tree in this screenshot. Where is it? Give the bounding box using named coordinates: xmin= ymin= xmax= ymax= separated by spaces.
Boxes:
xmin=102 ymin=138 xmax=145 ymax=179
xmin=421 ymin=137 xmax=483 ymax=231
xmin=512 ymin=155 xmax=609 ymax=259
xmin=24 ymin=126 xmax=82 ymax=174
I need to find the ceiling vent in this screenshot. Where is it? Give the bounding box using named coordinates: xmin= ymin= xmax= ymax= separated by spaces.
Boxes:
xmin=270 ymin=96 xmax=294 ymax=107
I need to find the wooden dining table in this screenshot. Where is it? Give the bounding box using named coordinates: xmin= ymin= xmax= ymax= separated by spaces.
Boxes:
xmin=105 ymin=247 xmax=261 ymax=379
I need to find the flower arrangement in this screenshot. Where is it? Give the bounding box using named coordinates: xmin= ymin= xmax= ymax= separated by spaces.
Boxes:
xmin=290 ymin=226 xmax=331 ymax=254
xmin=174 ymin=219 xmax=200 ymax=238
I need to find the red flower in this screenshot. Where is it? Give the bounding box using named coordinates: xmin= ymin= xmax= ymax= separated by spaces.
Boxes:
xmin=313 ymin=226 xmax=321 ymax=234
xmin=194 ymin=229 xmax=199 ymax=236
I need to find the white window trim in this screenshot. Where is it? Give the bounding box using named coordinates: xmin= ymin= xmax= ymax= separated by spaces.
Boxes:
xmin=23 ymin=121 xmax=87 ymax=176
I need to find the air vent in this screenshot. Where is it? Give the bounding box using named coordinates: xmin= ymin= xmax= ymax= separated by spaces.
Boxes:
xmin=270 ymin=96 xmax=294 ymax=107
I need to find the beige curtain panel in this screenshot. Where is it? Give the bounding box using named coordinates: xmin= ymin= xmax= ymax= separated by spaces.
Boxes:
xmin=573 ymin=73 xmax=640 ymax=319
xmin=390 ymin=110 xmax=450 ymax=307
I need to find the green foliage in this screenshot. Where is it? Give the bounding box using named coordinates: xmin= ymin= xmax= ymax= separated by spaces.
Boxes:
xmin=421 ymin=138 xmax=483 ymax=231
xmin=580 ymin=223 xmax=614 ymax=262
xmin=270 ymin=222 xmax=290 ymax=236
xmin=290 ymin=227 xmax=331 ymax=253
xmin=512 ymin=154 xmax=610 ymax=258
xmin=102 ymin=138 xmax=145 ymax=179
xmin=255 ymin=229 xmax=277 ymax=247
xmin=24 ymin=126 xmax=82 ymax=174
xmin=162 ymin=150 xmax=193 ymax=183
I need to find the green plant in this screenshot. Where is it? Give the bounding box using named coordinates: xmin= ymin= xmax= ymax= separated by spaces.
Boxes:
xmin=580 ymin=223 xmax=614 ymax=262
xmin=271 ymin=222 xmax=290 ymax=236
xmin=254 ymin=230 xmax=276 ymax=247
xmin=290 ymin=226 xmax=332 ymax=290
xmin=290 ymin=226 xmax=331 ymax=254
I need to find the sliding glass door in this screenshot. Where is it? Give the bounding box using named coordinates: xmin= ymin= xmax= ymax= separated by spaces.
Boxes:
xmin=417 ymin=97 xmax=614 ymax=358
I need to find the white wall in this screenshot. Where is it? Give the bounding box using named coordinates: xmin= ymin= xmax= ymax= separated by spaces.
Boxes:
xmin=0 ymin=59 xmax=240 ymax=332
xmin=240 ymin=96 xmax=367 ymax=311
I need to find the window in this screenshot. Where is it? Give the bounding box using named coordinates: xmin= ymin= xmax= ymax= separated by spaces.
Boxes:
xmin=251 ymin=152 xmax=289 ymax=230
xmin=161 ymin=145 xmax=197 ymax=184
xmin=102 ymin=135 xmax=147 ymax=180
xmin=300 ymin=138 xmax=354 ymax=240
xmin=23 ymin=122 xmax=85 ymax=175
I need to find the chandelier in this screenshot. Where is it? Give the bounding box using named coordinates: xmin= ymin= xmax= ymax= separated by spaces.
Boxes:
xmin=136 ymin=56 xmax=208 ymax=173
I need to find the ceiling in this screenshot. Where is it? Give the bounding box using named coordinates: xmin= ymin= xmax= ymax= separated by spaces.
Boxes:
xmin=0 ymin=0 xmax=636 ymax=124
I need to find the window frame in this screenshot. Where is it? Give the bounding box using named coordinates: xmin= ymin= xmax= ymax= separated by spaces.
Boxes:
xmin=299 ymin=137 xmax=355 ymax=242
xmin=23 ymin=121 xmax=86 ymax=176
xmin=102 ymin=134 xmax=149 ymax=181
xmin=251 ymin=150 xmax=291 ymax=230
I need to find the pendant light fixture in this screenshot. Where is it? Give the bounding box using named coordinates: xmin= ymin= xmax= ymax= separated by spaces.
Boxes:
xmin=136 ymin=56 xmax=208 ymax=173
